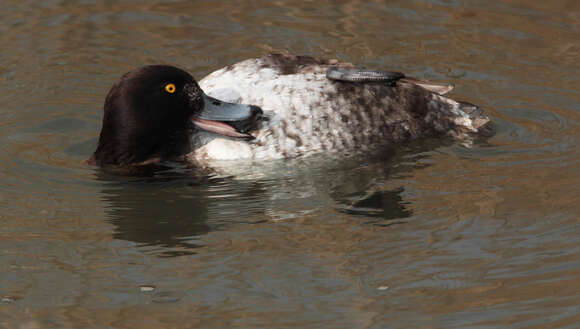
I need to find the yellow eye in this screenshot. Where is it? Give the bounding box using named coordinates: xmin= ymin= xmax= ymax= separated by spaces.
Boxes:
xmin=164 ymin=83 xmax=176 ymax=94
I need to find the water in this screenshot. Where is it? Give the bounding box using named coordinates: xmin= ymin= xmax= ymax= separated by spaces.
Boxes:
xmin=1 ymin=0 xmax=580 ymax=328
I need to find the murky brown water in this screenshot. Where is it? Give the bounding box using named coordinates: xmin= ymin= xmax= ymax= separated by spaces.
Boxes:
xmin=1 ymin=0 xmax=580 ymax=328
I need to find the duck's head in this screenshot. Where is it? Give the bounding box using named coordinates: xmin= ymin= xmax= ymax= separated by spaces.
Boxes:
xmin=89 ymin=65 xmax=262 ymax=167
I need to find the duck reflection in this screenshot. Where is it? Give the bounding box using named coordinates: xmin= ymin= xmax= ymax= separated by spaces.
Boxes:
xmin=97 ymin=170 xmax=269 ymax=256
xmin=95 ymin=147 xmax=431 ymax=257
xmin=326 ymin=153 xmax=419 ymax=224
xmin=338 ymin=187 xmax=412 ymax=222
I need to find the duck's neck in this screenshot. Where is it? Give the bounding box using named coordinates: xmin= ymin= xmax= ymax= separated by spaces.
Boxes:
xmin=91 ymin=114 xmax=193 ymax=167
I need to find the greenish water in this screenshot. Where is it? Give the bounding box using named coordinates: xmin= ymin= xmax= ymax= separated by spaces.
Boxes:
xmin=1 ymin=1 xmax=579 ymax=328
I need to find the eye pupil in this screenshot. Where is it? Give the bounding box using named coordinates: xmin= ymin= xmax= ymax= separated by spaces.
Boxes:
xmin=165 ymin=83 xmax=176 ymax=93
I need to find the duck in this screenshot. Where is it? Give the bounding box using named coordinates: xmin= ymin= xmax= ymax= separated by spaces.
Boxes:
xmin=88 ymin=53 xmax=490 ymax=169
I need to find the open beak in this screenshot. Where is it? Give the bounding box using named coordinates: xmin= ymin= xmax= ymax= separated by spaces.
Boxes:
xmin=192 ymin=94 xmax=263 ymax=139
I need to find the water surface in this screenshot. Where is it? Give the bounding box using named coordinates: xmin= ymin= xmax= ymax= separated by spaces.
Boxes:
xmin=1 ymin=0 xmax=580 ymax=328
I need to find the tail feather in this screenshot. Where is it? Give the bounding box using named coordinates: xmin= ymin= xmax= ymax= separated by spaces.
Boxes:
xmin=401 ymin=77 xmax=454 ymax=95
xmin=457 ymin=101 xmax=491 ymax=131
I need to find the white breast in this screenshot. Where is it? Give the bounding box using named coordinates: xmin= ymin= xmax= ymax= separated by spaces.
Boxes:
xmin=196 ymin=58 xmax=343 ymax=161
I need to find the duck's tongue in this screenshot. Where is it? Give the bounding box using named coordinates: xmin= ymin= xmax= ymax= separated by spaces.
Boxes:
xmin=192 ymin=118 xmax=252 ymax=138
xmin=192 ymin=94 xmax=263 ymax=139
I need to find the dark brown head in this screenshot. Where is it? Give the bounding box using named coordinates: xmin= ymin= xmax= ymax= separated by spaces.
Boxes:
xmin=89 ymin=65 xmax=262 ymax=168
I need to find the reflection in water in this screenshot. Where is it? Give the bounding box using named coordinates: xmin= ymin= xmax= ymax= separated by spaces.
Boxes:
xmin=95 ymin=142 xmax=445 ymax=256
xmin=339 ymin=187 xmax=412 ymax=223
xmin=97 ymin=170 xmax=272 ymax=256
xmin=330 ymin=140 xmax=456 ymax=223
xmin=100 ymin=180 xmax=211 ymax=256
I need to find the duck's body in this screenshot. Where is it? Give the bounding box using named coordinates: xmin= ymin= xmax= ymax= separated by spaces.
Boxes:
xmin=193 ymin=54 xmax=488 ymax=163
xmin=89 ymin=54 xmax=490 ymax=170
